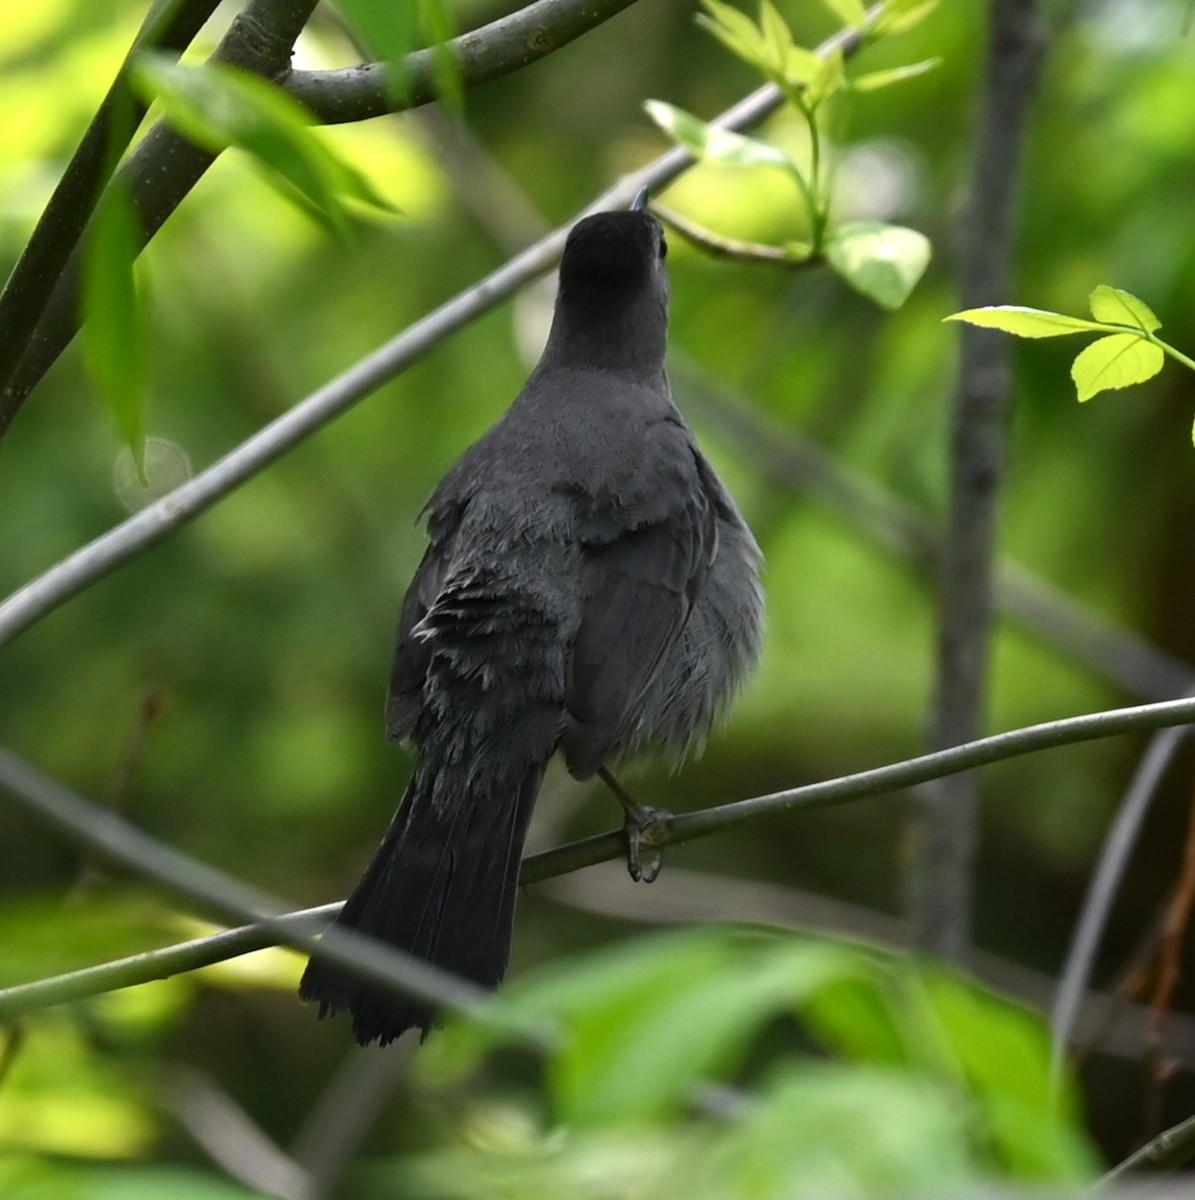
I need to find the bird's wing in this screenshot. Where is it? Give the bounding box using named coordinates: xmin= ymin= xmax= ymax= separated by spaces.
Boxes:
xmin=562 ymin=447 xmax=717 ymax=777
xmin=385 ymin=500 xmax=464 ymax=743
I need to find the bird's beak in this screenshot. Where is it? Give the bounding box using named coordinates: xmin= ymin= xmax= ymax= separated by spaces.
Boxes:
xmin=631 ymin=186 xmax=650 ymax=212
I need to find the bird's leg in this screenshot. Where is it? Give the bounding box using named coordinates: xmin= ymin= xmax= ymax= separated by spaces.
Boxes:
xmin=598 ymin=767 xmax=671 ymax=884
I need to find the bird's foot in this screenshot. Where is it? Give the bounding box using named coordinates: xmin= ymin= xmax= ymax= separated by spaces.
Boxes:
xmin=599 ymin=767 xmax=671 ymax=883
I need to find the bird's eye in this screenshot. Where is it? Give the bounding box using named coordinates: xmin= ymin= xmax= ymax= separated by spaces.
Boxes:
xmin=658 ymin=233 xmax=668 ymax=261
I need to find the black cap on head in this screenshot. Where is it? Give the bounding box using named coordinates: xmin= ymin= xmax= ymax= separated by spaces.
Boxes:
xmin=559 ymin=209 xmax=665 ymax=301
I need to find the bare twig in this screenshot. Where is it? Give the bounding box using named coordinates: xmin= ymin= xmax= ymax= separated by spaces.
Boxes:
xmin=1143 ymin=779 xmax=1195 ymax=1138
xmin=287 ymin=0 xmax=643 ymax=124
xmin=1101 ymin=1111 xmax=1195 ymax=1182
xmin=0 ymin=0 xmax=222 ymax=400
xmin=4 ymin=695 xmax=1195 ymax=1019
xmin=0 ymin=24 xmax=866 ymax=649
xmin=912 ymin=0 xmax=1046 ymax=959
xmin=164 ymin=1065 xmax=310 ymax=1199
xmin=1052 ymin=726 xmax=1193 ymax=1077
xmin=290 ymin=1042 xmax=408 ymax=1200
xmin=652 ymin=205 xmax=804 ymax=266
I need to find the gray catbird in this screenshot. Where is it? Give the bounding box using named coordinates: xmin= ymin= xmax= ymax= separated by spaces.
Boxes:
xmin=299 ymin=201 xmax=764 ymax=1045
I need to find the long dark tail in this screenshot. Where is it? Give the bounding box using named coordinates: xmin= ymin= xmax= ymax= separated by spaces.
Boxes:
xmin=299 ymin=750 xmax=547 ymax=1045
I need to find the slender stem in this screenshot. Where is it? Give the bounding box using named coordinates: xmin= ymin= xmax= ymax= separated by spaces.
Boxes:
xmin=1155 ymin=336 xmax=1195 ymax=375
xmin=911 ymin=0 xmax=1045 ymax=961
xmin=3 ymin=695 xmax=1195 ymax=1018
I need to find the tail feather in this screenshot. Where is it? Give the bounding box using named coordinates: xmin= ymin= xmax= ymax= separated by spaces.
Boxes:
xmin=299 ymin=754 xmax=545 ymax=1045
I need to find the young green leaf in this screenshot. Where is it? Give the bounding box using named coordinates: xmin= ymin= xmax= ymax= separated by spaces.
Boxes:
xmin=82 ymin=183 xmax=148 ymax=473
xmin=784 ymin=43 xmax=827 ymax=84
xmin=335 ymin=0 xmax=418 ymax=101
xmin=826 ymin=221 xmax=931 ymax=309
xmin=817 ymin=0 xmax=868 ymax=28
xmin=946 ymin=306 xmax=1106 ymax=338
xmin=759 ymin=0 xmax=794 ymax=73
xmin=874 ymin=0 xmax=941 ymax=35
xmin=645 ymin=100 xmax=799 ymax=173
xmin=698 ymin=0 xmax=774 ymax=76
xmin=131 ymin=55 xmax=394 ymax=234
xmin=806 ymin=46 xmax=846 ymax=107
xmin=1088 ymin=284 xmax=1161 ymax=333
xmin=1070 ymin=333 xmax=1164 ymax=402
xmin=852 ymin=57 xmax=942 ymax=92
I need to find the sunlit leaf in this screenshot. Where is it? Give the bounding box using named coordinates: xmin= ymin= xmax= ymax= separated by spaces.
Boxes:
xmin=874 ymin=0 xmax=941 ymax=35
xmin=852 ymin=57 xmax=942 ymax=91
xmin=1088 ymin=283 xmax=1161 ymax=332
xmin=81 ymin=181 xmax=147 ymax=472
xmin=806 ymin=46 xmax=846 ymax=107
xmin=946 ymin=306 xmax=1106 ymax=337
xmin=335 ymin=0 xmax=418 ymax=100
xmin=697 ymin=0 xmax=774 ymax=77
xmin=758 ymin=0 xmax=793 ymax=73
xmin=826 ymin=220 xmax=931 ymax=308
xmin=1070 ymin=333 xmax=1164 ymax=401
xmin=817 ymin=0 xmax=868 ymax=28
xmin=784 ymin=43 xmax=826 ymax=84
xmin=645 ymin=100 xmax=799 ymax=173
xmin=131 ymin=54 xmax=394 ymax=234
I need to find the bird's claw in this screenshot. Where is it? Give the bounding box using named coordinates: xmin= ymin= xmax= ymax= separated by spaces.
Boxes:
xmin=622 ymin=803 xmax=670 ymax=884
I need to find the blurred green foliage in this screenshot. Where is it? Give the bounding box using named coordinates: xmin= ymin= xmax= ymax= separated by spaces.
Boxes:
xmin=3 ymin=0 xmax=1195 ymax=1194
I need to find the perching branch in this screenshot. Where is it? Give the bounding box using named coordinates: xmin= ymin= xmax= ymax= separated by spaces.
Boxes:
xmin=286 ymin=0 xmax=642 ymax=124
xmin=0 ymin=0 xmax=221 ymax=401
xmin=3 ymin=695 xmax=1195 ymax=1019
xmin=912 ymin=0 xmax=1046 ymax=959
xmin=0 ymin=24 xmax=865 ymax=649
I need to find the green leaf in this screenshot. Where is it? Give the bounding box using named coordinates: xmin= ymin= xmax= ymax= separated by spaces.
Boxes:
xmin=335 ymin=0 xmax=418 ymax=101
xmin=131 ymin=55 xmax=394 ymax=234
xmin=806 ymin=46 xmax=846 ymax=107
xmin=874 ymin=0 xmax=941 ymax=35
xmin=759 ymin=0 xmax=794 ymax=73
xmin=81 ymin=182 xmax=148 ymax=470
xmin=946 ymin=306 xmax=1107 ymax=338
xmin=645 ymin=100 xmax=799 ymax=173
xmin=697 ymin=0 xmax=775 ymax=77
xmin=418 ymin=0 xmax=462 ymax=114
xmin=1070 ymin=333 xmax=1164 ymax=402
xmin=1088 ymin=284 xmax=1161 ymax=332
xmin=852 ymin=57 xmax=942 ymax=91
xmin=817 ymin=0 xmax=868 ymax=28
xmin=784 ymin=44 xmax=827 ymax=84
xmin=826 ymin=221 xmax=931 ymax=309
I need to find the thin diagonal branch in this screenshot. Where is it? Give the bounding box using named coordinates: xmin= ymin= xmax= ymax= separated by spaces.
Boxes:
xmin=912 ymin=0 xmax=1046 ymax=959
xmin=1052 ymin=725 xmax=1193 ymax=1077
xmin=3 ymin=695 xmax=1195 ymax=1019
xmin=1101 ymin=1111 xmax=1195 ymax=1181
xmin=0 ymin=0 xmax=222 ymax=398
xmin=0 ymin=23 xmax=867 ymax=649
